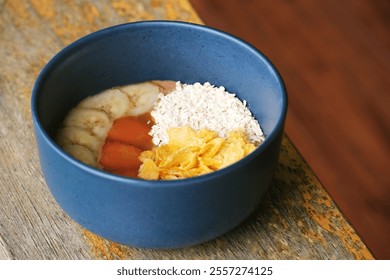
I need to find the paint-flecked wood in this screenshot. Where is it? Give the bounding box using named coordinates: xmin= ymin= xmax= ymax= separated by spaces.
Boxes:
xmin=0 ymin=0 xmax=373 ymax=260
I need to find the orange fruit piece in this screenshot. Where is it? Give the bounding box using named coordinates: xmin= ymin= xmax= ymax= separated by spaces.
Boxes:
xmin=99 ymin=141 xmax=142 ymax=171
xmin=106 ymin=117 xmax=153 ymax=150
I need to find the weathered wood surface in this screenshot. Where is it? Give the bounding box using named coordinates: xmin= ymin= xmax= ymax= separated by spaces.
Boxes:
xmin=0 ymin=0 xmax=373 ymax=260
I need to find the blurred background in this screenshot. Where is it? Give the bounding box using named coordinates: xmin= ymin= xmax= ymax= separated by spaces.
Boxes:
xmin=190 ymin=0 xmax=389 ymax=259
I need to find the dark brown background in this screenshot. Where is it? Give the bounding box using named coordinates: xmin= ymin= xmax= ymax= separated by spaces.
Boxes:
xmin=190 ymin=0 xmax=390 ymax=259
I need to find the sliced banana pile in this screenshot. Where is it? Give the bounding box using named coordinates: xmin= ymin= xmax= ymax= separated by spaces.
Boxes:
xmin=55 ymin=81 xmax=171 ymax=167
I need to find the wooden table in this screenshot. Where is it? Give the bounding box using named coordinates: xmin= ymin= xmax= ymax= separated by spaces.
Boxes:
xmin=0 ymin=0 xmax=373 ymax=260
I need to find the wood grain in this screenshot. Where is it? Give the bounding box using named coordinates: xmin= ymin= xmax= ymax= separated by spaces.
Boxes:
xmin=190 ymin=0 xmax=390 ymax=260
xmin=0 ymin=0 xmax=373 ymax=259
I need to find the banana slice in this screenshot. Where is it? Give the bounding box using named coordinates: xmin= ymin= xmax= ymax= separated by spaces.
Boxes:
xmin=62 ymin=144 xmax=97 ymax=167
xmin=63 ymin=108 xmax=111 ymax=139
xmin=78 ymin=88 xmax=131 ymax=120
xmin=151 ymin=80 xmax=177 ymax=94
xmin=56 ymin=127 xmax=101 ymax=153
xmin=57 ymin=81 xmax=170 ymax=170
xmin=119 ymin=82 xmax=160 ymax=116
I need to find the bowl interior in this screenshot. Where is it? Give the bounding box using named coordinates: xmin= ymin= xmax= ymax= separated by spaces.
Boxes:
xmin=34 ymin=21 xmax=286 ymax=143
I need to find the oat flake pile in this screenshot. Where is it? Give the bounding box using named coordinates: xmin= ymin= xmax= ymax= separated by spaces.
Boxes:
xmin=150 ymin=82 xmax=265 ymax=146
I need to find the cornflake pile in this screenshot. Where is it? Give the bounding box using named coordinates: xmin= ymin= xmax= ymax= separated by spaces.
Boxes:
xmin=138 ymin=126 xmax=256 ymax=180
xmin=138 ymin=82 xmax=265 ymax=180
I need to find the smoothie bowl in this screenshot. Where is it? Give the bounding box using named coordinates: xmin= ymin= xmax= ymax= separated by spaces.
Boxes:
xmin=31 ymin=21 xmax=287 ymax=248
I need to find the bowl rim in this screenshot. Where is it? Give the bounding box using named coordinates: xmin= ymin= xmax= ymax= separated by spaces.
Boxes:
xmin=31 ymin=20 xmax=288 ymax=188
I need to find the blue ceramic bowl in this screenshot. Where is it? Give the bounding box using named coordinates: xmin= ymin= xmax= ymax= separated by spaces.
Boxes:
xmin=31 ymin=21 xmax=287 ymax=248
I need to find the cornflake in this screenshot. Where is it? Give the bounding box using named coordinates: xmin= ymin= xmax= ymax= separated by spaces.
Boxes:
xmin=138 ymin=126 xmax=256 ymax=180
